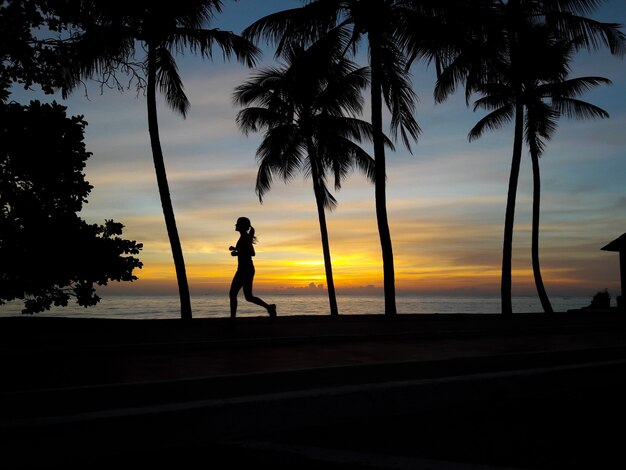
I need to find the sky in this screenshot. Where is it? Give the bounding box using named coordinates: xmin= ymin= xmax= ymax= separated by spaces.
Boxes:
xmin=12 ymin=0 xmax=626 ymax=299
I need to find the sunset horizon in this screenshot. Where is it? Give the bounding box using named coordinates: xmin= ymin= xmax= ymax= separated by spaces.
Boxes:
xmin=4 ymin=0 xmax=626 ymax=312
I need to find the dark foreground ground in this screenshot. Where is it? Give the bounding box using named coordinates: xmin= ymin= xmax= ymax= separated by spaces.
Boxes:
xmin=1 ymin=311 xmax=626 ymax=469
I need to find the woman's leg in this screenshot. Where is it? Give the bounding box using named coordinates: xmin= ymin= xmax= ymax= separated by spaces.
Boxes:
xmin=242 ymin=269 xmax=275 ymax=316
xmin=229 ymin=271 xmax=244 ymax=318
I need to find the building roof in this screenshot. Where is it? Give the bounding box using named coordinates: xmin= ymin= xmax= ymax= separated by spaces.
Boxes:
xmin=601 ymin=233 xmax=626 ymax=252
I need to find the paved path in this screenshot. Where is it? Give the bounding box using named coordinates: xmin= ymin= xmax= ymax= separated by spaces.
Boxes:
xmin=2 ymin=312 xmax=626 ymax=469
xmin=2 ymin=311 xmax=625 ymax=388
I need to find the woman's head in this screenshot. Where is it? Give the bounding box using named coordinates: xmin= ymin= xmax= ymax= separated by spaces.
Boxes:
xmin=235 ymin=217 xmax=251 ymax=232
xmin=235 ymin=217 xmax=257 ymax=243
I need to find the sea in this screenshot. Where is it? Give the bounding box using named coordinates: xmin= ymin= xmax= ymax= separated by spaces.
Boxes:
xmin=0 ymin=294 xmax=594 ymax=319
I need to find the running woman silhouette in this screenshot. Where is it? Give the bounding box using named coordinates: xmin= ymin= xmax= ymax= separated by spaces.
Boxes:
xmin=229 ymin=217 xmax=276 ymax=319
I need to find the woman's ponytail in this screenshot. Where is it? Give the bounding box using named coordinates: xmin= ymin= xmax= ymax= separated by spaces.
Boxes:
xmin=248 ymin=226 xmax=258 ymax=244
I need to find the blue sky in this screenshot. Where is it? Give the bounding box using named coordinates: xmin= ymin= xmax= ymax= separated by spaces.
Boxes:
xmin=11 ymin=0 xmax=626 ymax=300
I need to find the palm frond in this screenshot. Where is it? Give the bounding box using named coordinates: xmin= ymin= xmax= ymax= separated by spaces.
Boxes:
xmin=256 ymin=126 xmax=306 ymax=184
xmin=233 ymin=68 xmax=286 ymax=107
xmin=298 ymin=23 xmax=354 ymax=65
xmin=308 ymin=161 xmax=338 ymax=212
xmin=316 ymin=64 xmax=369 ymax=117
xmin=525 ymin=101 xmax=558 ymax=158
xmin=175 ymin=0 xmax=222 ymax=28
xmin=177 ymin=27 xmax=260 ymax=67
xmin=468 ymin=105 xmax=514 ymax=141
xmin=317 ymin=115 xmax=394 ymax=150
xmin=318 ymin=183 xmax=338 ymax=212
xmin=155 ymin=46 xmax=189 ymax=117
xmin=255 ymin=159 xmax=274 ymax=203
xmin=546 ymin=12 xmax=626 ymax=56
xmin=434 ymin=52 xmax=473 ymax=104
xmin=544 ymin=76 xmax=612 ymax=98
xmin=471 ymin=78 xmax=515 ymax=115
xmin=242 ymin=1 xmax=340 ymax=58
xmin=235 ymin=107 xmax=291 ymax=135
xmin=332 ymin=137 xmax=376 ymax=185
xmin=552 ymin=97 xmax=610 ymax=120
xmin=379 ymin=41 xmax=421 ymax=151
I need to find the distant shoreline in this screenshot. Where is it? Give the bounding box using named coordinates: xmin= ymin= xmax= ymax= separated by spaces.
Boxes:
xmin=0 ymin=294 xmax=596 ymax=318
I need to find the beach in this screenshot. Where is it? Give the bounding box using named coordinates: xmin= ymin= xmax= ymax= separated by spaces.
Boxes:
xmin=2 ymin=311 xmax=626 ymax=468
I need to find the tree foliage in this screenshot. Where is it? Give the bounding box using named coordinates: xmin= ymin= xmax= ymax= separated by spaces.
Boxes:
xmin=0 ymin=0 xmax=75 ymax=100
xmin=0 ymin=101 xmax=142 ymax=313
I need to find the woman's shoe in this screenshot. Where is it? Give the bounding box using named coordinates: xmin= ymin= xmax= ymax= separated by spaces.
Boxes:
xmin=268 ymin=304 xmax=277 ymax=319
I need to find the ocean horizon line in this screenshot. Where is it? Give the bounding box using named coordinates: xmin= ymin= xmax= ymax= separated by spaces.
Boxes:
xmin=0 ymin=293 xmax=601 ymax=319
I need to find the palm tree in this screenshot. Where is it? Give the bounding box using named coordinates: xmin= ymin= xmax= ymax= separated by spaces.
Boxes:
xmin=59 ymin=1 xmax=260 ymax=320
xmin=528 ymin=78 xmax=611 ymax=313
xmin=468 ymin=27 xmax=611 ymax=313
xmin=244 ymin=0 xmax=420 ymax=316
xmin=435 ymin=0 xmax=624 ymax=314
xmin=233 ymin=28 xmax=379 ymax=316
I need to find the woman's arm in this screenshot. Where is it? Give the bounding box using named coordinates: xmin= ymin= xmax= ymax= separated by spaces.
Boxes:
xmin=233 ymin=236 xmax=255 ymax=257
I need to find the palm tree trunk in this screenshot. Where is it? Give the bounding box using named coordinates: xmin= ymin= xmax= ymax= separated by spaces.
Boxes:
xmin=309 ymin=146 xmax=339 ymax=316
xmin=147 ymin=45 xmax=192 ymax=321
xmin=501 ymin=100 xmax=524 ymax=316
xmin=369 ymin=32 xmax=397 ymax=316
xmin=530 ymin=149 xmax=554 ymax=313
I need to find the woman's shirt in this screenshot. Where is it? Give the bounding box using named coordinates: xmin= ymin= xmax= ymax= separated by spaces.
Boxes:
xmin=236 ymin=235 xmax=255 ymax=269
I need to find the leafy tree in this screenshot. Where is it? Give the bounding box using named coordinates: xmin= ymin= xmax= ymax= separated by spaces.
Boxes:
xmin=234 ymin=28 xmax=379 ymax=316
xmin=0 ymin=101 xmax=142 ymax=314
xmin=58 ymin=1 xmax=260 ymax=320
xmin=0 ymin=0 xmax=72 ymax=100
xmin=244 ymin=0 xmax=421 ymax=316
